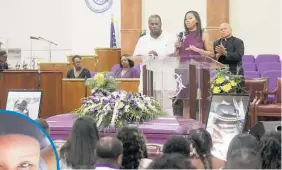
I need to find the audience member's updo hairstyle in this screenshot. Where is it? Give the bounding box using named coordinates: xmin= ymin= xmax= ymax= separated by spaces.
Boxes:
xmin=148 ymin=153 xmax=195 ymax=169
xmin=163 ymin=135 xmax=190 ymax=157
xmin=259 ymin=131 xmax=281 ymax=169
xmin=116 ymin=126 xmax=148 ymax=169
xmin=190 ymin=128 xmax=213 ymax=169
xmin=60 ymin=116 xmax=99 ymax=169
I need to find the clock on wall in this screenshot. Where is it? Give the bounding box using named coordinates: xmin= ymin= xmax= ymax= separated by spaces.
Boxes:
xmin=85 ymin=0 xmax=113 ymax=13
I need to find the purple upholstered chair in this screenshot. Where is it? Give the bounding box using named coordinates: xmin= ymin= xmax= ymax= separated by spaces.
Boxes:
xmin=255 ymin=54 xmax=280 ymax=66
xmin=135 ymin=63 xmax=141 ymax=73
xmin=90 ymin=72 xmax=97 ymax=77
xmin=242 ymin=63 xmax=257 ymax=71
xmin=111 ymin=64 xmax=121 ymax=72
xmin=242 ymin=55 xmax=255 ymax=63
xmin=261 ymin=70 xmax=282 ymax=103
xmin=257 ymin=62 xmax=281 ymax=74
xmin=244 ymin=71 xmax=260 ymax=78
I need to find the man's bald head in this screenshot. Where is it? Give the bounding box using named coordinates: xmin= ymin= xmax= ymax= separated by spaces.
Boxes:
xmin=95 ymin=136 xmax=123 ymax=163
xmin=219 ymin=23 xmax=232 ymax=38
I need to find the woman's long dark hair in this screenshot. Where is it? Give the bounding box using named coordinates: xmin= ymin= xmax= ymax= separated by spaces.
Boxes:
xmin=60 ymin=116 xmax=99 ymax=169
xmin=184 ymin=10 xmax=203 ymax=40
xmin=190 ymin=128 xmax=213 ymax=169
xmin=117 ymin=126 xmax=148 ymax=169
xmin=120 ymin=54 xmax=134 ymax=68
xmin=259 ymin=131 xmax=281 ymax=169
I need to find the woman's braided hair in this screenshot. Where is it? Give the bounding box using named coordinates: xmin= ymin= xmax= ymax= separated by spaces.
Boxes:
xmin=190 ymin=128 xmax=213 ymax=169
xmin=117 ymin=126 xmax=148 ymax=169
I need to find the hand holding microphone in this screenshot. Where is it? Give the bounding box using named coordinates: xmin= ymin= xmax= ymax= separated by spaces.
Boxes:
xmin=175 ymin=32 xmax=184 ymax=49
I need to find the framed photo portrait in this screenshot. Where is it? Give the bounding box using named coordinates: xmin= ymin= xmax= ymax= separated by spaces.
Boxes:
xmin=205 ymin=94 xmax=251 ymax=161
xmin=5 ymin=89 xmax=43 ymax=120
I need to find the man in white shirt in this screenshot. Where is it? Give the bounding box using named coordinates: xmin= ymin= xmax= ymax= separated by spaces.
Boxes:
xmin=133 ymin=14 xmax=175 ymax=57
xmin=133 ymin=15 xmax=176 ymax=115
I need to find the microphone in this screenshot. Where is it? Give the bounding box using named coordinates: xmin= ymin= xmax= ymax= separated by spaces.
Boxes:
xmin=30 ymin=36 xmax=39 ymax=40
xmin=140 ymin=30 xmax=146 ymax=37
xmin=176 ymin=32 xmax=184 ymax=49
xmin=177 ymin=32 xmax=184 ymax=42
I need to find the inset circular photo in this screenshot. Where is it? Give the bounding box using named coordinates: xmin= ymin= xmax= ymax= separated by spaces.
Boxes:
xmin=0 ymin=110 xmax=59 ymax=170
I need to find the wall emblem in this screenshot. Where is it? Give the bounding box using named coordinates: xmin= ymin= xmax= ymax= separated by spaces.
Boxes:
xmin=85 ymin=0 xmax=113 ymax=13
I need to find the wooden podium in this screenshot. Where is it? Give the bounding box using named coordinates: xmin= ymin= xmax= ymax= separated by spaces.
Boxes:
xmin=38 ymin=62 xmax=71 ymax=78
xmin=0 ymin=70 xmax=62 ymax=118
xmin=95 ymin=48 xmax=121 ymax=72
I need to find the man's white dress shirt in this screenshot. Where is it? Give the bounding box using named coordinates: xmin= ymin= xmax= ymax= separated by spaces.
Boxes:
xmin=133 ymin=32 xmax=176 ymax=93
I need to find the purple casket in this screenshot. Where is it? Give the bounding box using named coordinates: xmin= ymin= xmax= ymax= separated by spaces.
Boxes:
xmin=47 ymin=113 xmax=204 ymax=144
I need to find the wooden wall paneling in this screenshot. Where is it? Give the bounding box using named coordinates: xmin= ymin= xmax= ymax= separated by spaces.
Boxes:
xmin=117 ymin=78 xmax=140 ymax=93
xmin=94 ymin=48 xmax=121 ymax=72
xmin=62 ymin=79 xmax=87 ymax=113
xmin=0 ymin=70 xmax=38 ymax=109
xmin=206 ymin=0 xmax=229 ymax=42
xmin=121 ymin=0 xmax=142 ymax=55
xmin=40 ymin=72 xmax=62 ymax=118
xmin=67 ymin=55 xmax=96 ymax=72
xmin=0 ymin=70 xmax=62 ymax=119
xmin=38 ymin=62 xmax=71 ymax=78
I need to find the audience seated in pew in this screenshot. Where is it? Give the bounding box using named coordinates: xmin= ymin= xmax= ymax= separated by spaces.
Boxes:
xmin=95 ymin=136 xmax=123 ymax=170
xmin=190 ymin=128 xmax=225 ymax=170
xmin=259 ymin=131 xmax=281 ymax=169
xmin=55 ymin=113 xmax=281 ymax=169
xmin=225 ymin=133 xmax=261 ymax=169
xmin=59 ymin=117 xmax=99 ymax=169
xmin=66 ymin=55 xmax=91 ymax=78
xmin=116 ymin=126 xmax=151 ymax=169
xmin=148 ymin=153 xmax=195 ymax=169
xmin=112 ymin=54 xmax=140 ymax=78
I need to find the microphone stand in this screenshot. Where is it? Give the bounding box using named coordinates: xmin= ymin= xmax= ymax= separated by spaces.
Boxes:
xmin=38 ymin=37 xmax=58 ymax=62
xmin=84 ymin=71 xmax=88 ymax=98
xmin=37 ymin=65 xmax=41 ymax=89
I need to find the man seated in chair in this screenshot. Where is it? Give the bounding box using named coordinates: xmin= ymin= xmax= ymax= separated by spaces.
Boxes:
xmin=0 ymin=50 xmax=8 ymax=70
xmin=66 ymin=55 xmax=91 ymax=78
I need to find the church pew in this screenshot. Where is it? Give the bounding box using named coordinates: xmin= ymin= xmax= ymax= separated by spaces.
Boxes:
xmin=38 ymin=62 xmax=71 ymax=78
xmin=67 ymin=55 xmax=96 ymax=72
xmin=62 ymin=78 xmax=140 ymax=113
xmin=0 ymin=70 xmax=62 ymax=118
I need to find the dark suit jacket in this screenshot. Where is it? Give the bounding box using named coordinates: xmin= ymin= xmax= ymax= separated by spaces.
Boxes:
xmin=213 ymin=36 xmax=244 ymax=75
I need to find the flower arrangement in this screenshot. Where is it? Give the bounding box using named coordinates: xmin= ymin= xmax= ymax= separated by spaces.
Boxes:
xmin=85 ymin=72 xmax=118 ymax=94
xmin=211 ymin=68 xmax=243 ymax=94
xmin=75 ymin=72 xmax=166 ymax=129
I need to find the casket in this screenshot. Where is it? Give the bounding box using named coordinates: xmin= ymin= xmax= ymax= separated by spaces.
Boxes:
xmin=47 ymin=113 xmax=204 ymax=157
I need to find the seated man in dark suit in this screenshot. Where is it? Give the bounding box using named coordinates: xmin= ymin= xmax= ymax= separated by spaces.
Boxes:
xmin=0 ymin=50 xmax=8 ymax=70
xmin=213 ymin=23 xmax=244 ymax=76
xmin=66 ymin=55 xmax=91 ymax=78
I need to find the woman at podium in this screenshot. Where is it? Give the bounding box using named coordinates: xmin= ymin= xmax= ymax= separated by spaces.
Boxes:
xmin=112 ymin=54 xmax=140 ymax=78
xmin=173 ymin=11 xmax=213 ymax=116
xmin=174 ymin=11 xmax=213 ymax=59
xmin=66 ymin=55 xmax=91 ymax=79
